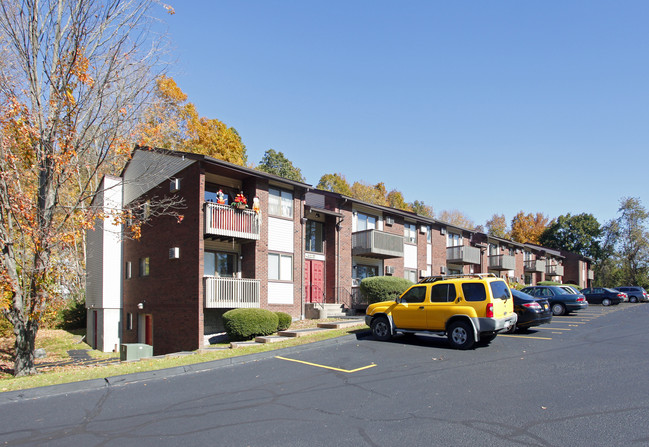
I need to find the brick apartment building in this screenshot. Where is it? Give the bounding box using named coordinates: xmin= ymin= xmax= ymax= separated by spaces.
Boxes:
xmin=86 ymin=147 xmax=594 ymax=355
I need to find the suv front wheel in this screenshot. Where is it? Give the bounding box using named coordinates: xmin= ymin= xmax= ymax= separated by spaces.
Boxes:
xmin=447 ymin=321 xmax=475 ymax=350
xmin=371 ymin=316 xmax=392 ymax=341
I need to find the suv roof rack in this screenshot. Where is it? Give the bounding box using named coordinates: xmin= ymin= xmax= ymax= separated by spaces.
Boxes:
xmin=418 ymin=273 xmax=498 ymax=284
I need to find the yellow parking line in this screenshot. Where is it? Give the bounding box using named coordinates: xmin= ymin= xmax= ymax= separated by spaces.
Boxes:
xmin=499 ymin=334 xmax=552 ymax=340
xmin=534 ymin=327 xmax=571 ymax=331
xmin=275 ymin=356 xmax=377 ymax=373
xmin=551 ymin=320 xmax=586 ymax=324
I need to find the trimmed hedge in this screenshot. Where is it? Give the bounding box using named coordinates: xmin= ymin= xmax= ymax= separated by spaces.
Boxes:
xmin=360 ymin=276 xmax=414 ymax=305
xmin=275 ymin=312 xmax=292 ymax=331
xmin=223 ymin=308 xmax=279 ymax=341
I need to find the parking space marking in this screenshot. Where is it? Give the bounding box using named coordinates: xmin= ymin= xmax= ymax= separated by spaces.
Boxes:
xmin=275 ymin=356 xmax=377 ymax=373
xmin=534 ymin=327 xmax=571 ymax=331
xmin=499 ymin=334 xmax=552 ymax=340
xmin=551 ymin=320 xmax=586 ymax=324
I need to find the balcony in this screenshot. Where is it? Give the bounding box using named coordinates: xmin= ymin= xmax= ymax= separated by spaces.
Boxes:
xmin=587 ymin=269 xmax=594 ymax=280
xmin=546 ymin=264 xmax=564 ymax=277
xmin=446 ymin=245 xmax=481 ymax=265
xmin=524 ymin=259 xmax=546 ymax=273
xmin=204 ymin=276 xmax=260 ymax=308
xmin=352 ymin=229 xmax=404 ymax=259
xmin=489 ymin=254 xmax=516 ymax=271
xmin=204 ymin=202 xmax=260 ymax=240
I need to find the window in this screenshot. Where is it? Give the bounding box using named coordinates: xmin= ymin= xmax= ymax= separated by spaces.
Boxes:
xmin=431 ymin=284 xmax=456 ymax=302
xmin=356 ymin=212 xmax=376 ymax=231
xmin=204 ymin=251 xmax=237 ymax=277
xmin=126 ymin=313 xmax=133 ymax=331
xmin=125 ymin=261 xmax=132 ymax=279
xmin=489 ymin=243 xmax=498 ymax=256
xmin=490 ymin=281 xmax=511 ymax=300
xmin=305 ymin=221 xmax=324 ymax=253
xmin=354 ymin=264 xmax=378 ymax=281
xmin=446 ymin=232 xmax=463 ymax=247
xmin=269 ymin=188 xmax=293 ymax=218
xmin=400 ymin=286 xmax=426 ymax=303
xmin=462 ymin=283 xmax=487 ymax=301
xmin=404 ymin=223 xmax=417 ymax=244
xmin=139 ymin=257 xmax=149 ymax=277
xmin=524 ymin=251 xmax=532 ymax=261
xmin=426 ymin=226 xmax=432 ymax=243
xmin=269 ymin=253 xmax=292 ymax=281
xmin=404 ymin=269 xmax=417 ymax=283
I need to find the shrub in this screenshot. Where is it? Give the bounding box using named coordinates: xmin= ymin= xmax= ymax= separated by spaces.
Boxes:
xmin=360 ymin=276 xmax=413 ymax=305
xmin=223 ymin=308 xmax=279 ymax=341
xmin=275 ymin=312 xmax=292 ymax=331
xmin=57 ymin=299 xmax=87 ymax=330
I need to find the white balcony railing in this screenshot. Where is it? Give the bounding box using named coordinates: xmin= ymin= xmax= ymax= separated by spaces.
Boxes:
xmin=204 ymin=276 xmax=260 ymax=308
xmin=204 ymin=202 xmax=260 ymax=240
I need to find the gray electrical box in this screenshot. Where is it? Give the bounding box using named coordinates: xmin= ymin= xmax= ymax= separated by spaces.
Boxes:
xmin=120 ymin=343 xmax=153 ymax=361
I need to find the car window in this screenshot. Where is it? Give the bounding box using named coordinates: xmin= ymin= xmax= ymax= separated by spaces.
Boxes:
xmin=462 ymin=283 xmax=487 ymax=302
xmin=490 ymin=281 xmax=511 ymax=300
xmin=581 ymin=288 xmax=591 ymax=294
xmin=594 ymin=288 xmax=603 ymax=293
xmin=538 ymin=288 xmax=554 ymax=297
xmin=400 ymin=286 xmax=427 ymax=304
xmin=554 ymin=287 xmax=568 ymax=295
xmin=430 ymin=283 xmax=456 ymax=302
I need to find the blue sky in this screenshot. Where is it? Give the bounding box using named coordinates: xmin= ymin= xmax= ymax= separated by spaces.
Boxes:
xmin=161 ymin=1 xmax=648 ymax=228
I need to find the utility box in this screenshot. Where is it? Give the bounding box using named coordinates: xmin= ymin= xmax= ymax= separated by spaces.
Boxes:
xmin=120 ymin=343 xmax=153 ymax=361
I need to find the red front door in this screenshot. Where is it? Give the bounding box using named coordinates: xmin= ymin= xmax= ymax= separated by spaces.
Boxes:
xmin=305 ymin=260 xmax=325 ymax=303
xmin=145 ymin=315 xmax=153 ymax=346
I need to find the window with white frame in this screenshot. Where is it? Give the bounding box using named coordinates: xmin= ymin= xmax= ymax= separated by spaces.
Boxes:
xmin=489 ymin=243 xmax=498 ymax=256
xmin=404 ymin=269 xmax=417 ymax=283
xmin=356 ymin=212 xmax=376 ymax=231
xmin=404 ymin=223 xmax=417 ymax=244
xmin=446 ymin=232 xmax=463 ymax=247
xmin=426 ymin=225 xmax=432 ymax=243
xmin=269 ymin=188 xmax=293 ymax=218
xmin=268 ymin=253 xmax=293 ymax=281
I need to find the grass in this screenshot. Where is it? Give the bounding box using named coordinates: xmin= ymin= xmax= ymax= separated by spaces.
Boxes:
xmin=0 ymin=321 xmax=369 ymax=393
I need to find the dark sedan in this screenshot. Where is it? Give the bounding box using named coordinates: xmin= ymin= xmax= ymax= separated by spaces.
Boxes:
xmin=580 ymin=287 xmax=624 ymax=306
xmin=521 ymin=285 xmax=588 ymax=316
xmin=508 ymin=289 xmax=552 ymax=332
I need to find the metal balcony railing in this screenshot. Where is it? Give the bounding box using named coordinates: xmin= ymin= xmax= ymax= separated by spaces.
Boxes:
xmin=352 ymin=229 xmax=404 ymax=258
xmin=446 ymin=245 xmax=481 ymax=265
xmin=545 ymin=264 xmax=564 ymax=277
xmin=524 ymin=259 xmax=546 ymax=273
xmin=204 ymin=276 xmax=260 ymax=308
xmin=488 ymin=254 xmax=516 ymax=271
xmin=204 ymin=202 xmax=260 ymax=240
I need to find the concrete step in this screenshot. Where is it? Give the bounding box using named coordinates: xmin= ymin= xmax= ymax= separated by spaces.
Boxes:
xmin=317 ymin=319 xmax=365 ymax=329
xmin=278 ymin=327 xmax=330 ymax=337
xmin=254 ymin=335 xmax=294 ymax=343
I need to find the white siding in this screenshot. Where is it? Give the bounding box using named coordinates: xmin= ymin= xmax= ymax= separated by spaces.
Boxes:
xmin=268 ymin=282 xmax=294 ymax=304
xmin=404 ymin=244 xmax=417 ymax=269
xmin=122 ymin=150 xmax=194 ymax=205
xmin=268 ymin=217 xmax=294 ymax=253
xmin=426 ymin=244 xmax=432 ymax=265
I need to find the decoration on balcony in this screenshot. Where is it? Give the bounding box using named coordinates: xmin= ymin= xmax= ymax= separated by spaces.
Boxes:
xmin=216 ymin=189 xmax=226 ymax=205
xmin=252 ymin=197 xmax=260 ymax=214
xmin=232 ymin=192 xmax=248 ymax=210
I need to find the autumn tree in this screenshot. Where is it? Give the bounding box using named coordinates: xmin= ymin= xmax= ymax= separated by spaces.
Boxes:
xmin=614 ymin=197 xmax=649 ymax=286
xmin=437 ymin=209 xmax=476 ymax=230
xmin=350 ymin=181 xmax=389 ymax=207
xmin=485 ymin=214 xmax=510 ymax=238
xmin=257 ymin=149 xmax=305 ymax=182
xmin=317 ymin=173 xmax=352 ymax=196
xmin=510 ymin=212 xmax=552 ymax=244
xmin=135 ymin=75 xmax=247 ymax=165
xmin=539 ymin=213 xmax=601 ymax=259
xmin=410 ymin=200 xmax=434 ymax=218
xmin=0 ymin=0 xmax=175 ymax=376
xmin=386 ymin=190 xmax=411 ymax=211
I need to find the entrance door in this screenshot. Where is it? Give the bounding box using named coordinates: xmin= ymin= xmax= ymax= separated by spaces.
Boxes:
xmin=145 ymin=315 xmax=153 ymax=345
xmin=93 ymin=310 xmax=98 ymax=349
xmin=305 ymin=260 xmax=325 ymax=303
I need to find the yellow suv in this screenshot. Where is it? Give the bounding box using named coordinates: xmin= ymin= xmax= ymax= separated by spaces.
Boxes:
xmin=365 ymin=274 xmax=517 ymax=349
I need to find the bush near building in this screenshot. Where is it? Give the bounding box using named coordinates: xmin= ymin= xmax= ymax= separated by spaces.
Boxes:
xmin=223 ymin=308 xmax=280 ymax=341
xmin=360 ymin=276 xmax=413 ymax=305
xmin=276 ymin=312 xmax=292 ymax=331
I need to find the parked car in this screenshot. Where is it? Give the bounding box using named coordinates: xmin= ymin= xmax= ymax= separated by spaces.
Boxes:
xmin=613 ymin=286 xmax=649 ymax=303
xmin=580 ymin=287 xmax=624 ymax=306
xmin=520 ymin=285 xmax=588 ymax=316
xmin=365 ymin=273 xmax=517 ymax=349
xmin=508 ymin=289 xmax=552 ymax=332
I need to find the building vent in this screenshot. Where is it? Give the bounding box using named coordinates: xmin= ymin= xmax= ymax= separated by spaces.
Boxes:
xmin=385 ymin=216 xmax=394 ymax=226
xmin=169 ymin=247 xmax=180 ymax=259
xmin=385 ymin=265 xmax=395 ymax=275
xmin=170 ymin=178 xmax=181 ymax=192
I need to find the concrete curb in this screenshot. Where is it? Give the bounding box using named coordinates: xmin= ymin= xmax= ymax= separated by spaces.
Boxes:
xmin=0 ymin=331 xmax=370 ymax=405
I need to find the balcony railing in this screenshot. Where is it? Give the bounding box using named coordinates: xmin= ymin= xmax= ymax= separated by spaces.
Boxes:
xmin=587 ymin=269 xmax=594 ymax=280
xmin=446 ymin=245 xmax=481 ymax=265
xmin=489 ymin=254 xmax=516 ymax=271
xmin=204 ymin=276 xmax=260 ymax=308
xmin=546 ymin=264 xmax=564 ymax=277
xmin=204 ymin=202 xmax=260 ymax=240
xmin=352 ymin=229 xmax=404 ymax=258
xmin=524 ymin=259 xmax=546 ymax=273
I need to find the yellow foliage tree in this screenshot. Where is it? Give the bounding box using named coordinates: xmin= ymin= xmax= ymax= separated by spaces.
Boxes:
xmin=510 ymin=211 xmax=552 ymax=243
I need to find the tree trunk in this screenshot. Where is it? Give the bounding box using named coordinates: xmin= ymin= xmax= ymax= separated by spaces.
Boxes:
xmin=13 ymin=319 xmax=38 ymax=376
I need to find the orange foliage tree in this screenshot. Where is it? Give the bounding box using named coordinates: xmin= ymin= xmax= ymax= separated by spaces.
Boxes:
xmin=510 ymin=211 xmax=553 ymax=244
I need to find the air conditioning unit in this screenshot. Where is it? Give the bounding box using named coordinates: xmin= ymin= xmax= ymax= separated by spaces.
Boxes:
xmin=385 ymin=216 xmax=394 ymax=226
xmin=420 ymin=269 xmax=428 ymax=277
xmin=170 ymin=178 xmax=180 ymax=192
xmin=440 ymin=266 xmax=447 ymax=274
xmin=420 ymin=225 xmax=427 ymax=233
xmin=440 ymin=227 xmax=447 ymax=235
xmin=385 ymin=265 xmax=395 ymax=275
xmin=169 ymin=247 xmax=180 ymax=259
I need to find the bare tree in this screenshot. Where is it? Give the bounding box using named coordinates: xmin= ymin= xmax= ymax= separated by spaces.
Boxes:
xmin=0 ymin=0 xmax=173 ymax=376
